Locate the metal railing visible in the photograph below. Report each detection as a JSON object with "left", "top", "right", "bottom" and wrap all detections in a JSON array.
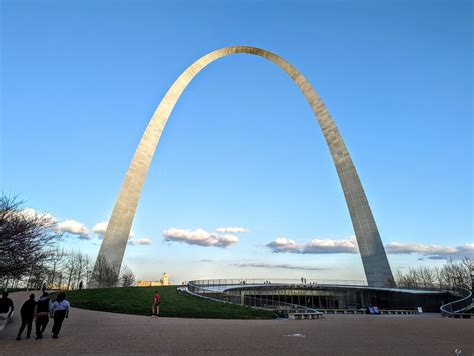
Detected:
[
  {"left": 186, "top": 280, "right": 321, "bottom": 316},
  {"left": 188, "top": 278, "right": 371, "bottom": 287},
  {"left": 187, "top": 278, "right": 451, "bottom": 291},
  {"left": 440, "top": 287, "right": 473, "bottom": 318}
]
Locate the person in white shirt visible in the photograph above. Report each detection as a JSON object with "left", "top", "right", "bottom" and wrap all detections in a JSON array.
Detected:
[{"left": 50, "top": 293, "right": 70, "bottom": 339}]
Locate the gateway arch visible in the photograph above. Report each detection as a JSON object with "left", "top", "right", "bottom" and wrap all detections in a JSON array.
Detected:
[{"left": 93, "top": 46, "right": 394, "bottom": 287}]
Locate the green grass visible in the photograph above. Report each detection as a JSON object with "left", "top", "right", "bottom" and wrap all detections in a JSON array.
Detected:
[{"left": 50, "top": 286, "right": 276, "bottom": 319}]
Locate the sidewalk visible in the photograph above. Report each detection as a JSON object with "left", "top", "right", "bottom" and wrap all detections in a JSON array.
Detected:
[{"left": 0, "top": 291, "right": 472, "bottom": 355}]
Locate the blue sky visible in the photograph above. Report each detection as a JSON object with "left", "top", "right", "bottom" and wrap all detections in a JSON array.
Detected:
[{"left": 1, "top": 0, "right": 472, "bottom": 283}]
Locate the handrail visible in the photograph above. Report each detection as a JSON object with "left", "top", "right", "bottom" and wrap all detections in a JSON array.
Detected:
[
  {"left": 440, "top": 287, "right": 473, "bottom": 317},
  {"left": 186, "top": 280, "right": 321, "bottom": 315},
  {"left": 189, "top": 278, "right": 370, "bottom": 287},
  {"left": 187, "top": 278, "right": 451, "bottom": 291}
]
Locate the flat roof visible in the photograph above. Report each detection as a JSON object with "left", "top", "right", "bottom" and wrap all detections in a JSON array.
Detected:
[{"left": 194, "top": 283, "right": 446, "bottom": 294}]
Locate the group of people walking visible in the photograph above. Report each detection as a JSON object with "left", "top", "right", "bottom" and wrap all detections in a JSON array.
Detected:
[
  {"left": 2, "top": 288, "right": 160, "bottom": 341},
  {"left": 0, "top": 291, "right": 70, "bottom": 340}
]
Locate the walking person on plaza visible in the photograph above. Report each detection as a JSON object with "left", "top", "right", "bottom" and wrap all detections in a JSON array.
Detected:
[
  {"left": 16, "top": 294, "right": 36, "bottom": 340},
  {"left": 50, "top": 292, "right": 70, "bottom": 339},
  {"left": 35, "top": 292, "right": 52, "bottom": 339},
  {"left": 0, "top": 292, "right": 15, "bottom": 319},
  {"left": 151, "top": 290, "right": 160, "bottom": 317}
]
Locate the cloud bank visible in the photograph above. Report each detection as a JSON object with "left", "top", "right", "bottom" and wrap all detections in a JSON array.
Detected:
[
  {"left": 266, "top": 236, "right": 358, "bottom": 254},
  {"left": 266, "top": 236, "right": 472, "bottom": 260},
  {"left": 163, "top": 228, "right": 239, "bottom": 248},
  {"left": 20, "top": 208, "right": 57, "bottom": 223},
  {"left": 385, "top": 242, "right": 474, "bottom": 260},
  {"left": 18, "top": 210, "right": 151, "bottom": 245},
  {"left": 21, "top": 208, "right": 89, "bottom": 240},
  {"left": 56, "top": 220, "right": 90, "bottom": 240}
]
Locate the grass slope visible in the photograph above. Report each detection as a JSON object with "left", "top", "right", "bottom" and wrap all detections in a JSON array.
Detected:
[{"left": 52, "top": 286, "right": 275, "bottom": 319}]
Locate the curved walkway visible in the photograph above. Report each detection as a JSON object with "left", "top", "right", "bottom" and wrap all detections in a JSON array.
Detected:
[{"left": 0, "top": 291, "right": 472, "bottom": 355}]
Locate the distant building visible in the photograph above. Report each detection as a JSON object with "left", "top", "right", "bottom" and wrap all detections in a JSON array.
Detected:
[
  {"left": 137, "top": 273, "right": 170, "bottom": 287},
  {"left": 48, "top": 283, "right": 73, "bottom": 290}
]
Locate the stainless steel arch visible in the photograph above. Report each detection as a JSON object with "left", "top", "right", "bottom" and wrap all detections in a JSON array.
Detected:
[{"left": 93, "top": 46, "right": 394, "bottom": 287}]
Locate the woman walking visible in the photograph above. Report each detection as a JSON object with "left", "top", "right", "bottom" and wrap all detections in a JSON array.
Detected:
[
  {"left": 16, "top": 294, "right": 36, "bottom": 340},
  {"left": 51, "top": 292, "right": 70, "bottom": 339}
]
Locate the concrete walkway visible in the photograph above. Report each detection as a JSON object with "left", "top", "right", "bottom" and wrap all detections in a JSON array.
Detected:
[{"left": 0, "top": 291, "right": 472, "bottom": 355}]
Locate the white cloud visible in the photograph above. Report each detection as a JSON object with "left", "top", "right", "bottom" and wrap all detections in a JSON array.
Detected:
[
  {"left": 215, "top": 227, "right": 248, "bottom": 233},
  {"left": 303, "top": 236, "right": 358, "bottom": 254},
  {"left": 385, "top": 242, "right": 456, "bottom": 255},
  {"left": 266, "top": 236, "right": 358, "bottom": 254},
  {"left": 386, "top": 242, "right": 474, "bottom": 260},
  {"left": 56, "top": 220, "right": 90, "bottom": 240},
  {"left": 163, "top": 228, "right": 239, "bottom": 248},
  {"left": 266, "top": 237, "right": 300, "bottom": 253},
  {"left": 129, "top": 238, "right": 153, "bottom": 246},
  {"left": 20, "top": 208, "right": 57, "bottom": 223},
  {"left": 265, "top": 235, "right": 472, "bottom": 260},
  {"left": 16, "top": 208, "right": 58, "bottom": 235},
  {"left": 92, "top": 221, "right": 108, "bottom": 236},
  {"left": 16, "top": 209, "right": 154, "bottom": 244},
  {"left": 93, "top": 221, "right": 135, "bottom": 239},
  {"left": 21, "top": 209, "right": 89, "bottom": 240}
]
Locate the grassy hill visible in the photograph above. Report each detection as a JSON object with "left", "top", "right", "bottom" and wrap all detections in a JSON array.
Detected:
[{"left": 51, "top": 286, "right": 276, "bottom": 319}]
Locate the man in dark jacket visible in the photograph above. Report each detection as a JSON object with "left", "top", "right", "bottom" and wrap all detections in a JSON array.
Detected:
[
  {"left": 35, "top": 292, "right": 52, "bottom": 339},
  {"left": 0, "top": 292, "right": 14, "bottom": 317},
  {"left": 16, "top": 294, "right": 36, "bottom": 340}
]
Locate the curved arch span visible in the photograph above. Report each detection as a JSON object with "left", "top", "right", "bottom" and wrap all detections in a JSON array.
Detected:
[{"left": 93, "top": 46, "right": 393, "bottom": 287}]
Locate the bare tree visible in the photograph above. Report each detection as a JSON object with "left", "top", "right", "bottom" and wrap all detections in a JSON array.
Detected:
[
  {"left": 90, "top": 255, "right": 119, "bottom": 288},
  {"left": 395, "top": 258, "right": 473, "bottom": 289},
  {"left": 27, "top": 261, "right": 50, "bottom": 290},
  {"left": 433, "top": 266, "right": 444, "bottom": 287},
  {"left": 461, "top": 256, "right": 473, "bottom": 289},
  {"left": 64, "top": 251, "right": 77, "bottom": 290},
  {"left": 120, "top": 265, "right": 135, "bottom": 287},
  {"left": 74, "top": 251, "right": 91, "bottom": 289},
  {"left": 418, "top": 266, "right": 435, "bottom": 288},
  {"left": 56, "top": 271, "right": 65, "bottom": 290},
  {"left": 0, "top": 194, "right": 59, "bottom": 285},
  {"left": 46, "top": 246, "right": 66, "bottom": 289}
]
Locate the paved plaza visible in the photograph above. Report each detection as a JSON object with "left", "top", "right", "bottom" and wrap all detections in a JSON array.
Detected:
[{"left": 0, "top": 291, "right": 472, "bottom": 355}]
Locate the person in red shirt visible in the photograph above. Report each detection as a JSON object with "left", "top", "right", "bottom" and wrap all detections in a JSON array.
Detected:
[{"left": 152, "top": 291, "right": 160, "bottom": 317}]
